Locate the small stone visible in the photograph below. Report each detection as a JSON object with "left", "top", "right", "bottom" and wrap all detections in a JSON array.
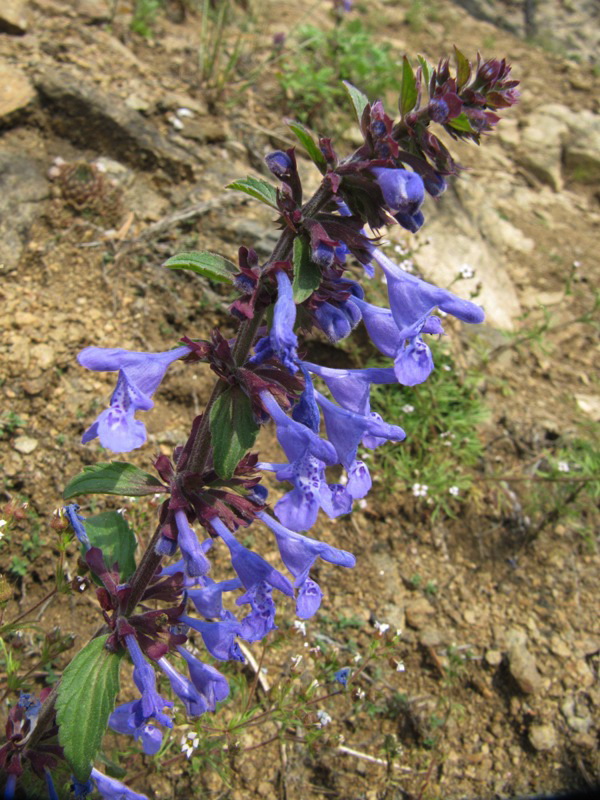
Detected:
[
  {"left": 13, "top": 436, "right": 38, "bottom": 455},
  {"left": 31, "top": 344, "right": 56, "bottom": 370},
  {"left": 405, "top": 597, "right": 435, "bottom": 630},
  {"left": 419, "top": 627, "right": 444, "bottom": 647},
  {"left": 463, "top": 609, "right": 478, "bottom": 625},
  {"left": 506, "top": 631, "right": 542, "bottom": 694},
  {"left": 485, "top": 649, "right": 503, "bottom": 667},
  {"left": 549, "top": 635, "right": 571, "bottom": 658},
  {"left": 0, "top": 62, "right": 35, "bottom": 120},
  {"left": 528, "top": 723, "right": 557, "bottom": 752}
]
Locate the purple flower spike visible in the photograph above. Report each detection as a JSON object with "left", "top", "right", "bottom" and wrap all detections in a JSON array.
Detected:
[
  {"left": 271, "top": 270, "right": 299, "bottom": 372},
  {"left": 78, "top": 345, "right": 190, "bottom": 452},
  {"left": 210, "top": 517, "right": 294, "bottom": 597},
  {"left": 175, "top": 511, "right": 211, "bottom": 578},
  {"left": 178, "top": 613, "right": 245, "bottom": 662},
  {"left": 157, "top": 657, "right": 208, "bottom": 717},
  {"left": 91, "top": 769, "right": 149, "bottom": 800},
  {"left": 176, "top": 646, "right": 230, "bottom": 710},
  {"left": 371, "top": 168, "right": 425, "bottom": 215},
  {"left": 187, "top": 577, "right": 242, "bottom": 619}
]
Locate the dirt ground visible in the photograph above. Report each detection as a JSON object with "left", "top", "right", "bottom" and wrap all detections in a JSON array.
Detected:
[{"left": 0, "top": 1, "right": 599, "bottom": 799}]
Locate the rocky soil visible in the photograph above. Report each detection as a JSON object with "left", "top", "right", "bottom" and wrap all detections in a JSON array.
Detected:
[{"left": 0, "top": 1, "right": 599, "bottom": 799}]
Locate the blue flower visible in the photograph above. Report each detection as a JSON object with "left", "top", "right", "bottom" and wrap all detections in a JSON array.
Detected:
[
  {"left": 174, "top": 510, "right": 212, "bottom": 578},
  {"left": 187, "top": 577, "right": 242, "bottom": 619},
  {"left": 109, "top": 701, "right": 163, "bottom": 755},
  {"left": 237, "top": 581, "right": 278, "bottom": 641},
  {"left": 258, "top": 512, "right": 355, "bottom": 618},
  {"left": 178, "top": 613, "right": 245, "bottom": 662},
  {"left": 271, "top": 270, "right": 299, "bottom": 372},
  {"left": 210, "top": 517, "right": 294, "bottom": 597},
  {"left": 315, "top": 391, "right": 405, "bottom": 498},
  {"left": 63, "top": 503, "right": 91, "bottom": 550},
  {"left": 125, "top": 635, "right": 173, "bottom": 729},
  {"left": 176, "top": 646, "right": 229, "bottom": 710},
  {"left": 371, "top": 168, "right": 425, "bottom": 215},
  {"left": 259, "top": 390, "right": 351, "bottom": 531},
  {"left": 313, "top": 299, "right": 362, "bottom": 342},
  {"left": 90, "top": 769, "right": 148, "bottom": 800},
  {"left": 78, "top": 345, "right": 190, "bottom": 452},
  {"left": 157, "top": 657, "right": 209, "bottom": 717},
  {"left": 301, "top": 361, "right": 396, "bottom": 417},
  {"left": 334, "top": 667, "right": 351, "bottom": 687}
]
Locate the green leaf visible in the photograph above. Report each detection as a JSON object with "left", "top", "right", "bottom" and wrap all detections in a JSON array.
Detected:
[
  {"left": 85, "top": 511, "right": 137, "bottom": 581},
  {"left": 226, "top": 176, "right": 279, "bottom": 210},
  {"left": 447, "top": 112, "right": 474, "bottom": 133},
  {"left": 454, "top": 46, "right": 471, "bottom": 91},
  {"left": 399, "top": 56, "right": 418, "bottom": 117},
  {"left": 417, "top": 55, "right": 432, "bottom": 91},
  {"left": 163, "top": 251, "right": 237, "bottom": 284},
  {"left": 210, "top": 388, "right": 259, "bottom": 479},
  {"left": 56, "top": 635, "right": 123, "bottom": 781},
  {"left": 343, "top": 81, "right": 369, "bottom": 125},
  {"left": 292, "top": 235, "right": 321, "bottom": 303},
  {"left": 63, "top": 462, "right": 166, "bottom": 500},
  {"left": 286, "top": 119, "right": 327, "bottom": 171}
]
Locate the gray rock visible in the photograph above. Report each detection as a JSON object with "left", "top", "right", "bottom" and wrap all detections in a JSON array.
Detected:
[
  {"left": 561, "top": 698, "right": 593, "bottom": 734},
  {"left": 75, "top": 0, "right": 112, "bottom": 21},
  {"left": 516, "top": 106, "right": 570, "bottom": 191},
  {"left": 528, "top": 723, "right": 557, "bottom": 752},
  {"left": 13, "top": 436, "right": 38, "bottom": 455},
  {"left": 35, "top": 70, "right": 193, "bottom": 181},
  {"left": 0, "top": 0, "right": 28, "bottom": 35},
  {"left": 0, "top": 62, "right": 35, "bottom": 122},
  {"left": 0, "top": 151, "right": 49, "bottom": 274}
]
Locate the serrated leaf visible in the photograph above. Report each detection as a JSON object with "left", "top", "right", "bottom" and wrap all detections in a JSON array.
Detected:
[
  {"left": 399, "top": 56, "right": 418, "bottom": 117},
  {"left": 63, "top": 461, "right": 167, "bottom": 500},
  {"left": 286, "top": 120, "right": 327, "bottom": 171},
  {"left": 85, "top": 511, "right": 137, "bottom": 581},
  {"left": 417, "top": 55, "right": 432, "bottom": 91},
  {"left": 454, "top": 46, "right": 471, "bottom": 91},
  {"left": 57, "top": 635, "right": 123, "bottom": 781},
  {"left": 63, "top": 462, "right": 166, "bottom": 500},
  {"left": 343, "top": 81, "right": 369, "bottom": 126},
  {"left": 226, "top": 176, "right": 279, "bottom": 210},
  {"left": 210, "top": 388, "right": 259, "bottom": 479},
  {"left": 292, "top": 235, "right": 321, "bottom": 303},
  {"left": 163, "top": 251, "right": 237, "bottom": 284},
  {"left": 447, "top": 112, "right": 474, "bottom": 132}
]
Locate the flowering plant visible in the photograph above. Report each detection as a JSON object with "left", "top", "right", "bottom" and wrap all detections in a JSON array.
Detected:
[{"left": 0, "top": 50, "right": 518, "bottom": 799}]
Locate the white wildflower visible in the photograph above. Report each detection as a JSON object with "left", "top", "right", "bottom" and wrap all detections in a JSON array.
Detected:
[
  {"left": 412, "top": 483, "right": 428, "bottom": 498},
  {"left": 459, "top": 264, "right": 475, "bottom": 279},
  {"left": 449, "top": 486, "right": 460, "bottom": 497},
  {"left": 402, "top": 404, "right": 415, "bottom": 414},
  {"left": 293, "top": 620, "right": 307, "bottom": 636},
  {"left": 558, "top": 461, "right": 570, "bottom": 473},
  {"left": 316, "top": 710, "right": 332, "bottom": 728},
  {"left": 374, "top": 621, "right": 390, "bottom": 634}
]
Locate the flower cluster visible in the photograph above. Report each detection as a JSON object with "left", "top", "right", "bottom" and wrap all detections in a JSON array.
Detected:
[{"left": 1, "top": 51, "right": 519, "bottom": 800}]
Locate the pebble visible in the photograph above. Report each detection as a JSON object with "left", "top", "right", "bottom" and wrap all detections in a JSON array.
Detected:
[
  {"left": 528, "top": 723, "right": 557, "bottom": 751},
  {"left": 13, "top": 435, "right": 38, "bottom": 454},
  {"left": 506, "top": 630, "right": 542, "bottom": 694},
  {"left": 405, "top": 597, "right": 435, "bottom": 630},
  {"left": 485, "top": 649, "right": 503, "bottom": 667}
]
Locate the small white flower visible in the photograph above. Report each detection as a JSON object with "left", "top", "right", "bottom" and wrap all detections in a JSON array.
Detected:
[
  {"left": 353, "top": 653, "right": 362, "bottom": 663},
  {"left": 399, "top": 259, "right": 415, "bottom": 273},
  {"left": 374, "top": 621, "right": 390, "bottom": 634},
  {"left": 117, "top": 508, "right": 127, "bottom": 516},
  {"left": 572, "top": 260, "right": 581, "bottom": 269},
  {"left": 394, "top": 244, "right": 407, "bottom": 256},
  {"left": 293, "top": 620, "right": 307, "bottom": 636},
  {"left": 316, "top": 710, "right": 332, "bottom": 728},
  {"left": 181, "top": 731, "right": 200, "bottom": 758},
  {"left": 442, "top": 363, "right": 451, "bottom": 371},
  {"left": 412, "top": 483, "right": 428, "bottom": 498},
  {"left": 449, "top": 486, "right": 460, "bottom": 497},
  {"left": 558, "top": 461, "right": 570, "bottom": 473},
  {"left": 402, "top": 404, "right": 415, "bottom": 414},
  {"left": 459, "top": 264, "right": 475, "bottom": 279},
  {"left": 291, "top": 654, "right": 303, "bottom": 668},
  {"left": 358, "top": 498, "right": 368, "bottom": 510},
  {"left": 395, "top": 659, "right": 406, "bottom": 672},
  {"left": 0, "top": 519, "right": 7, "bottom": 528},
  {"left": 355, "top": 688, "right": 366, "bottom": 700}
]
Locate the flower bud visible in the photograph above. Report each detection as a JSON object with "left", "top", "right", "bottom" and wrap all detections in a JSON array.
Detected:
[
  {"left": 371, "top": 168, "right": 425, "bottom": 215},
  {"left": 265, "top": 150, "right": 293, "bottom": 178},
  {"left": 394, "top": 210, "right": 425, "bottom": 233}
]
